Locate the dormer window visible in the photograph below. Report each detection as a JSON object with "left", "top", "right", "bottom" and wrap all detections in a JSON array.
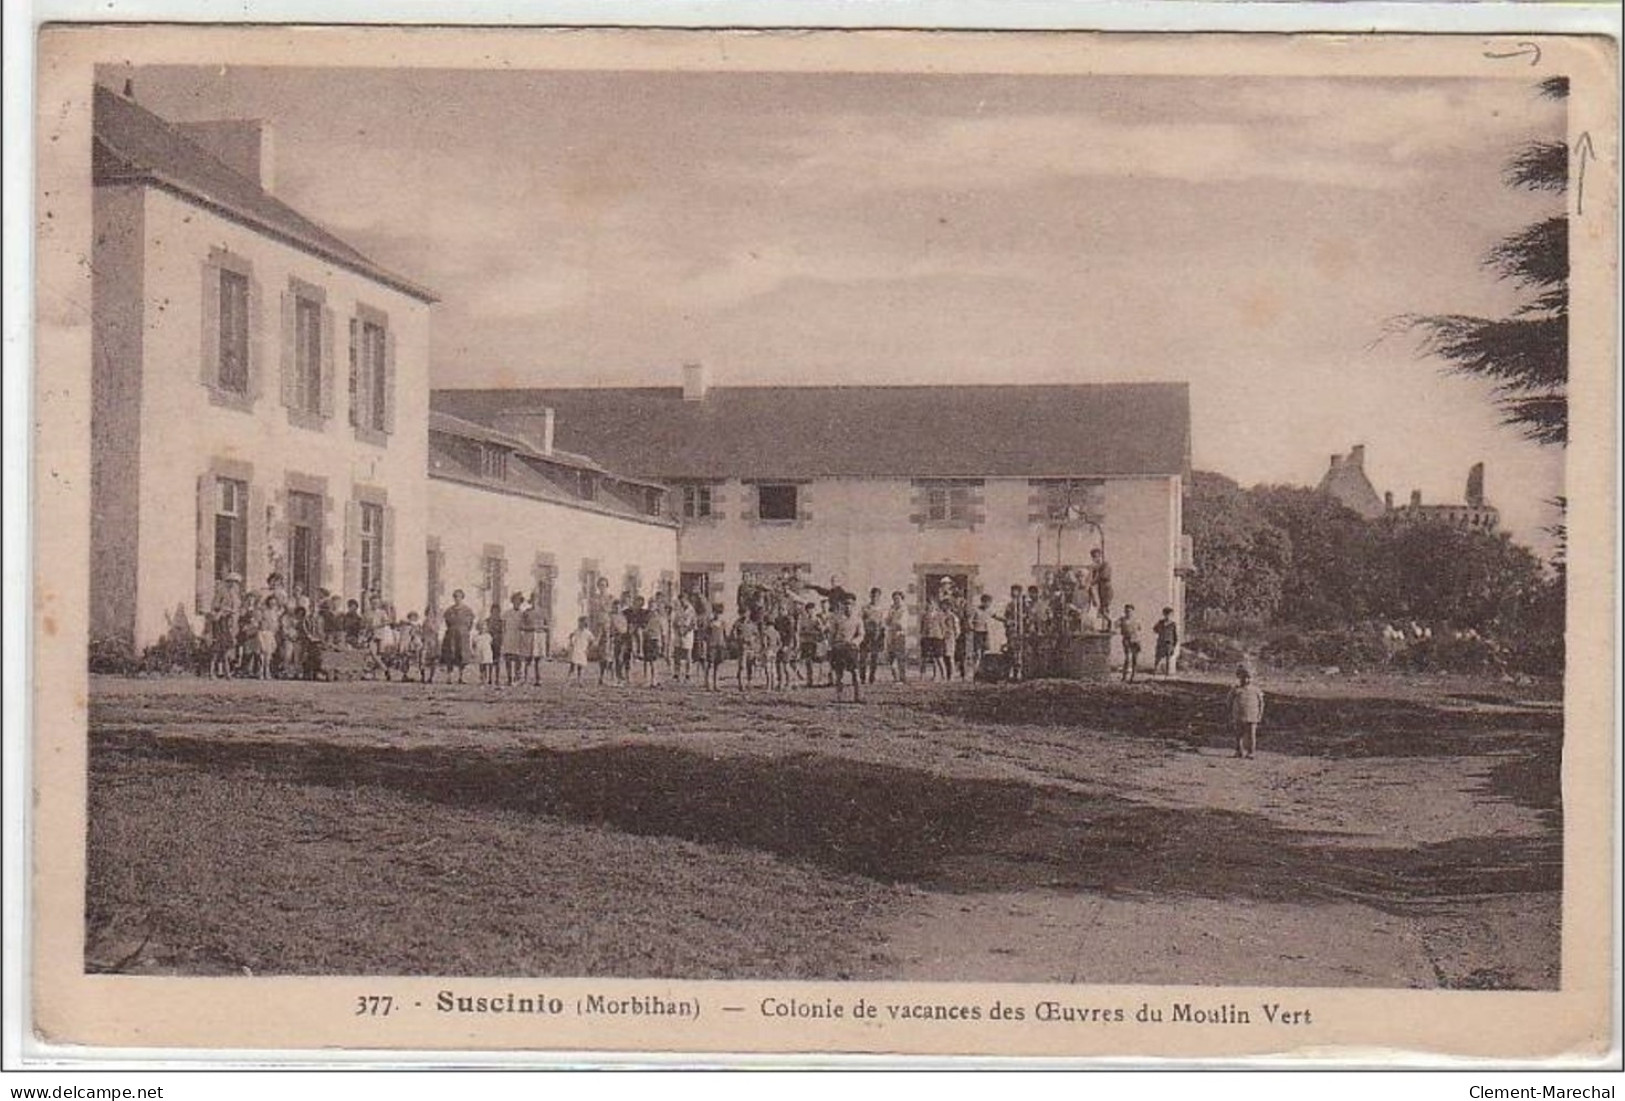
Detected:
[
  {"left": 644, "top": 487, "right": 664, "bottom": 516},
  {"left": 578, "top": 471, "right": 597, "bottom": 501},
  {"left": 479, "top": 444, "right": 509, "bottom": 481}
]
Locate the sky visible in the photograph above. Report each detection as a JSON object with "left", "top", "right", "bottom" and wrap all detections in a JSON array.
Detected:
[{"left": 113, "top": 64, "right": 1568, "bottom": 554}]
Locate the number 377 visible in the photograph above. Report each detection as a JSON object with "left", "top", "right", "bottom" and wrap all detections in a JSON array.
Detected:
[{"left": 355, "top": 995, "right": 394, "bottom": 1016}]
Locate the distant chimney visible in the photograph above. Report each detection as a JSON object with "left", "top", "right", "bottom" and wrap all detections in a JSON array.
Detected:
[
  {"left": 1384, "top": 491, "right": 1394, "bottom": 512},
  {"left": 122, "top": 78, "right": 135, "bottom": 99},
  {"left": 682, "top": 362, "right": 709, "bottom": 402},
  {"left": 1329, "top": 453, "right": 1342, "bottom": 470},
  {"left": 491, "top": 407, "right": 556, "bottom": 457},
  {"left": 1349, "top": 444, "right": 1366, "bottom": 469},
  {"left": 1410, "top": 489, "right": 1422, "bottom": 508},
  {"left": 174, "top": 119, "right": 277, "bottom": 192},
  {"left": 1466, "top": 462, "right": 1486, "bottom": 508}
]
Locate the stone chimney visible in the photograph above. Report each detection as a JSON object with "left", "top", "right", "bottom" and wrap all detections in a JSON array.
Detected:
[
  {"left": 174, "top": 119, "right": 277, "bottom": 192},
  {"left": 1466, "top": 462, "right": 1486, "bottom": 508},
  {"left": 1410, "top": 489, "right": 1422, "bottom": 508},
  {"left": 491, "top": 407, "right": 556, "bottom": 457},
  {"left": 1384, "top": 491, "right": 1394, "bottom": 512},
  {"left": 682, "top": 361, "right": 710, "bottom": 402},
  {"left": 1349, "top": 444, "right": 1366, "bottom": 469}
]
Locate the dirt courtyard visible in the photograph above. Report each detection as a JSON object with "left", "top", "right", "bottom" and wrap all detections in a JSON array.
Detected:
[{"left": 84, "top": 668, "right": 1563, "bottom": 988}]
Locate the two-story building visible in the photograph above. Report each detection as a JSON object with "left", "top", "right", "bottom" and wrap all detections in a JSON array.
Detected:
[
  {"left": 434, "top": 366, "right": 1192, "bottom": 659},
  {"left": 90, "top": 84, "right": 677, "bottom": 651}
]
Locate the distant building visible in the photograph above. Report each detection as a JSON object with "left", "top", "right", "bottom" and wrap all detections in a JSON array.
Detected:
[
  {"left": 1316, "top": 444, "right": 1499, "bottom": 532},
  {"left": 1386, "top": 462, "right": 1500, "bottom": 533},
  {"left": 1317, "top": 445, "right": 1385, "bottom": 520}
]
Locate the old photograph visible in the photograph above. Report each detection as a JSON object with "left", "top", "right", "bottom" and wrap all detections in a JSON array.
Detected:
[{"left": 27, "top": 25, "right": 1617, "bottom": 1060}]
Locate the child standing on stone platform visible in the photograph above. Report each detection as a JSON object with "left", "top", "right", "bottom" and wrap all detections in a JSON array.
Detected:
[{"left": 1228, "top": 666, "right": 1265, "bottom": 759}]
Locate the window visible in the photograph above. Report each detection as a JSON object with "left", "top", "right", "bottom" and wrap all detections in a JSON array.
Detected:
[
  {"left": 479, "top": 445, "right": 509, "bottom": 481},
  {"left": 287, "top": 490, "right": 323, "bottom": 596},
  {"left": 924, "top": 483, "right": 970, "bottom": 524},
  {"left": 359, "top": 502, "right": 385, "bottom": 597},
  {"left": 217, "top": 270, "right": 250, "bottom": 395},
  {"left": 294, "top": 296, "right": 324, "bottom": 414},
  {"left": 578, "top": 472, "right": 597, "bottom": 501},
  {"left": 213, "top": 477, "right": 248, "bottom": 581},
  {"left": 426, "top": 543, "right": 443, "bottom": 611},
  {"left": 757, "top": 483, "right": 798, "bottom": 521},
  {"left": 680, "top": 484, "right": 712, "bottom": 520},
  {"left": 482, "top": 554, "right": 507, "bottom": 607},
  {"left": 1039, "top": 479, "right": 1104, "bottom": 525},
  {"left": 644, "top": 487, "right": 664, "bottom": 517},
  {"left": 349, "top": 317, "right": 389, "bottom": 434}
]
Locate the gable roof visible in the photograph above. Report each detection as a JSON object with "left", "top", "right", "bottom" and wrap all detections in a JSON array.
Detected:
[
  {"left": 431, "top": 383, "right": 1191, "bottom": 481},
  {"left": 92, "top": 85, "right": 436, "bottom": 304}
]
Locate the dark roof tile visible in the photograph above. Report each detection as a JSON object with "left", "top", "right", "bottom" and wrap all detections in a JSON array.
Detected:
[
  {"left": 431, "top": 383, "right": 1191, "bottom": 481},
  {"left": 92, "top": 85, "right": 436, "bottom": 303}
]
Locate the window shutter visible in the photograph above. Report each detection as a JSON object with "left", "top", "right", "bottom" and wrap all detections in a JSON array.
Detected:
[
  {"left": 279, "top": 291, "right": 296, "bottom": 409},
  {"left": 320, "top": 307, "right": 337, "bottom": 419},
  {"left": 348, "top": 318, "right": 360, "bottom": 428},
  {"left": 383, "top": 328, "right": 397, "bottom": 435},
  {"left": 382, "top": 505, "right": 397, "bottom": 604},
  {"left": 200, "top": 261, "right": 221, "bottom": 388},
  {"left": 246, "top": 481, "right": 269, "bottom": 592},
  {"left": 247, "top": 273, "right": 265, "bottom": 402},
  {"left": 195, "top": 475, "right": 213, "bottom": 615},
  {"left": 320, "top": 493, "right": 338, "bottom": 595},
  {"left": 344, "top": 499, "right": 361, "bottom": 601}
]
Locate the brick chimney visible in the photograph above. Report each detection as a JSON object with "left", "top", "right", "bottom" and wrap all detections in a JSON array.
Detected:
[
  {"left": 1349, "top": 444, "right": 1366, "bottom": 469},
  {"left": 682, "top": 362, "right": 710, "bottom": 402},
  {"left": 1384, "top": 491, "right": 1394, "bottom": 512},
  {"left": 174, "top": 119, "right": 277, "bottom": 192},
  {"left": 1410, "top": 489, "right": 1422, "bottom": 508},
  {"left": 491, "top": 407, "right": 556, "bottom": 456}
]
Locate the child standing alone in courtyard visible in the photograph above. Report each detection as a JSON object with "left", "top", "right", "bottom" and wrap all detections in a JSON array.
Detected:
[{"left": 1228, "top": 666, "right": 1265, "bottom": 759}]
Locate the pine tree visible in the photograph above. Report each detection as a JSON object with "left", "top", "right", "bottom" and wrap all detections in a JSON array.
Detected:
[{"left": 1400, "top": 76, "right": 1569, "bottom": 446}]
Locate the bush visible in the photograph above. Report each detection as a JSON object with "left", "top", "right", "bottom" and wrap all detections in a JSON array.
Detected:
[
  {"left": 1178, "top": 632, "right": 1253, "bottom": 673},
  {"left": 88, "top": 633, "right": 207, "bottom": 676},
  {"left": 1394, "top": 633, "right": 1504, "bottom": 675},
  {"left": 1260, "top": 623, "right": 1392, "bottom": 671},
  {"left": 88, "top": 636, "right": 140, "bottom": 675}
]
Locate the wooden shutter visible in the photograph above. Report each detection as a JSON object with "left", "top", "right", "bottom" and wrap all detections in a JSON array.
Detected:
[
  {"left": 319, "top": 306, "right": 337, "bottom": 419},
  {"left": 195, "top": 475, "right": 213, "bottom": 615},
  {"left": 246, "top": 480, "right": 269, "bottom": 593},
  {"left": 279, "top": 291, "right": 296, "bottom": 409},
  {"left": 382, "top": 505, "right": 397, "bottom": 604},
  {"left": 348, "top": 318, "right": 360, "bottom": 428},
  {"left": 199, "top": 261, "right": 221, "bottom": 387},
  {"left": 383, "top": 327, "right": 397, "bottom": 435},
  {"left": 344, "top": 498, "right": 361, "bottom": 600},
  {"left": 247, "top": 272, "right": 265, "bottom": 402}
]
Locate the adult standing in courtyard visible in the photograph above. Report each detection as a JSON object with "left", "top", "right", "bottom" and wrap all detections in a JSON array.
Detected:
[{"left": 441, "top": 589, "right": 476, "bottom": 683}]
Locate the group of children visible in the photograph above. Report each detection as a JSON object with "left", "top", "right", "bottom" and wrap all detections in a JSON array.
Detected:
[{"left": 203, "top": 572, "right": 417, "bottom": 681}]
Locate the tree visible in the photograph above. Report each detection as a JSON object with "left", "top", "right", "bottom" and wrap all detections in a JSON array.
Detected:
[
  {"left": 1400, "top": 76, "right": 1569, "bottom": 445},
  {"left": 1183, "top": 472, "right": 1291, "bottom": 628}
]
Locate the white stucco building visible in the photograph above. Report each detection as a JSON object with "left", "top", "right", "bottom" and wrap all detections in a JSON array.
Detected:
[
  {"left": 90, "top": 85, "right": 677, "bottom": 650},
  {"left": 435, "top": 367, "right": 1193, "bottom": 660}
]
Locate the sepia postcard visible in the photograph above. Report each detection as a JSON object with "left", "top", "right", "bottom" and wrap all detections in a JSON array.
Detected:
[{"left": 23, "top": 21, "right": 1620, "bottom": 1066}]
